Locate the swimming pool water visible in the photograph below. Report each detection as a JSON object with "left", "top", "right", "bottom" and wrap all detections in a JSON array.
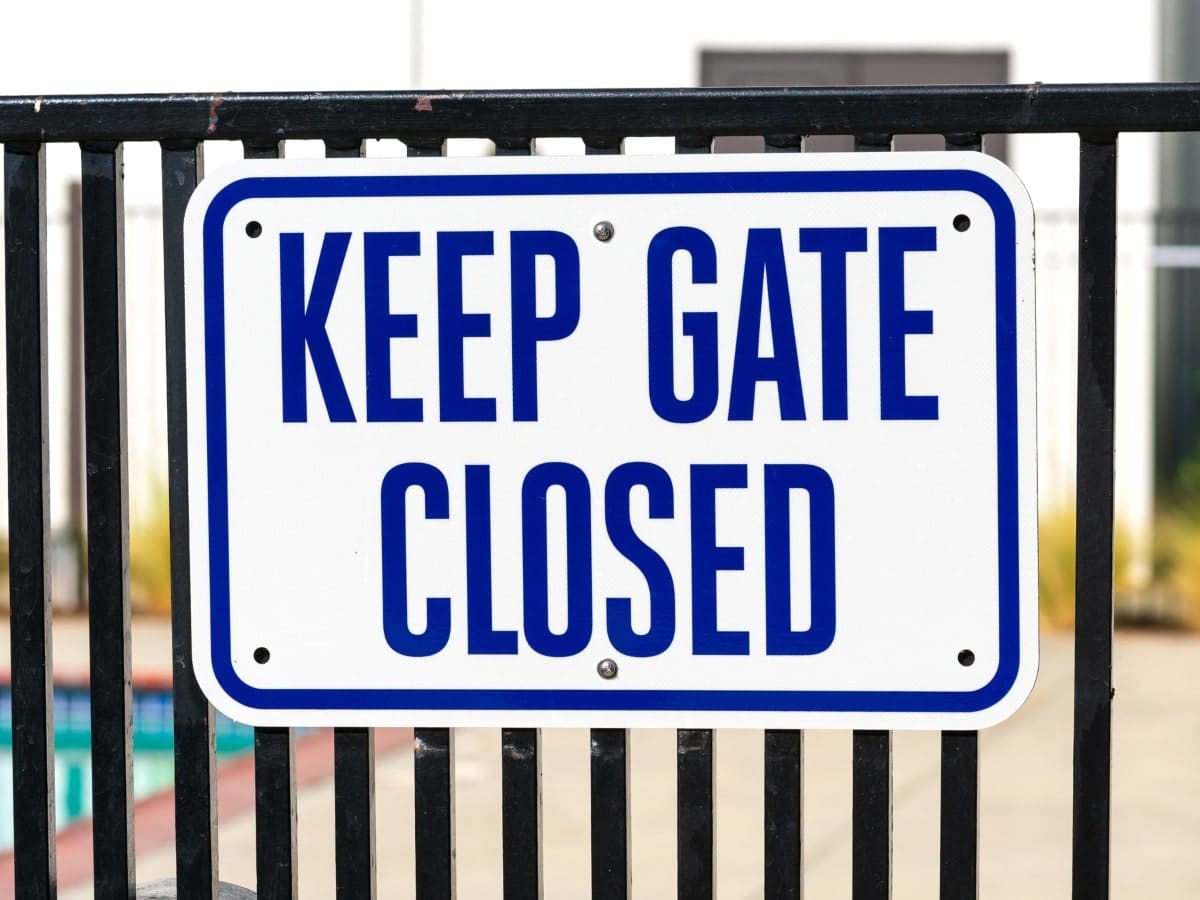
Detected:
[{"left": 0, "top": 686, "right": 254, "bottom": 850}]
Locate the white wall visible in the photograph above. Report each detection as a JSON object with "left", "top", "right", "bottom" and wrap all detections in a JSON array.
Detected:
[
  {"left": 1, "top": 2, "right": 1162, "bottom": 98},
  {"left": 0, "top": 0, "right": 1164, "bottom": 575}
]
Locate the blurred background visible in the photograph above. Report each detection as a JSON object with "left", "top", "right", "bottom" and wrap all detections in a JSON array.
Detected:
[
  {"left": 0, "top": 0, "right": 1185, "bottom": 624},
  {"left": 2, "top": 0, "right": 1200, "bottom": 896}
]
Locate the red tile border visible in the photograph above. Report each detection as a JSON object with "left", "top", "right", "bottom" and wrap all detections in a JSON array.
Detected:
[{"left": 0, "top": 727, "right": 412, "bottom": 894}]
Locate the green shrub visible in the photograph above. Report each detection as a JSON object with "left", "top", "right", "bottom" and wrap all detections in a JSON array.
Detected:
[
  {"left": 1153, "top": 510, "right": 1200, "bottom": 627},
  {"left": 1038, "top": 504, "right": 1137, "bottom": 629},
  {"left": 129, "top": 483, "right": 172, "bottom": 615}
]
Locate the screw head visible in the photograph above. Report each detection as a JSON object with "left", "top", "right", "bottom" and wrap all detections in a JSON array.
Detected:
[
  {"left": 593, "top": 220, "right": 615, "bottom": 242},
  {"left": 596, "top": 658, "right": 618, "bottom": 679}
]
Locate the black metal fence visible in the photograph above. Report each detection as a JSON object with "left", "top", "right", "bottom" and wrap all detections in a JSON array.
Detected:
[{"left": 1, "top": 83, "right": 1165, "bottom": 899}]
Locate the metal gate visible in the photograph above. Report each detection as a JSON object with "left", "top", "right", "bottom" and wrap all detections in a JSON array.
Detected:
[{"left": 1, "top": 83, "right": 1165, "bottom": 899}]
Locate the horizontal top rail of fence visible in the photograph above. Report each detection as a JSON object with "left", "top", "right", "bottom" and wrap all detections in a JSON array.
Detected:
[{"left": 0, "top": 83, "right": 1198, "bottom": 143}]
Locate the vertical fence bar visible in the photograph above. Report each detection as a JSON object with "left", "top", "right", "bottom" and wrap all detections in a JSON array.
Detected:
[
  {"left": 405, "top": 137, "right": 445, "bottom": 158},
  {"left": 764, "top": 126, "right": 809, "bottom": 900},
  {"left": 403, "top": 133, "right": 456, "bottom": 900},
  {"left": 334, "top": 728, "right": 376, "bottom": 899},
  {"left": 323, "top": 135, "right": 378, "bottom": 900},
  {"left": 579, "top": 131, "right": 632, "bottom": 900},
  {"left": 937, "top": 131, "right": 982, "bottom": 900},
  {"left": 765, "top": 126, "right": 808, "bottom": 900},
  {"left": 851, "top": 131, "right": 893, "bottom": 900},
  {"left": 764, "top": 133, "right": 804, "bottom": 153},
  {"left": 585, "top": 136, "right": 624, "bottom": 155},
  {"left": 495, "top": 136, "right": 533, "bottom": 156},
  {"left": 501, "top": 728, "right": 542, "bottom": 899},
  {"left": 590, "top": 729, "right": 630, "bottom": 899},
  {"left": 1072, "top": 133, "right": 1118, "bottom": 900},
  {"left": 493, "top": 132, "right": 545, "bottom": 900},
  {"left": 676, "top": 728, "right": 715, "bottom": 900},
  {"left": 938, "top": 731, "right": 977, "bottom": 898},
  {"left": 945, "top": 132, "right": 983, "bottom": 153},
  {"left": 675, "top": 135, "right": 713, "bottom": 155},
  {"left": 254, "top": 727, "right": 297, "bottom": 900},
  {"left": 852, "top": 731, "right": 891, "bottom": 900},
  {"left": 326, "top": 137, "right": 365, "bottom": 158},
  {"left": 764, "top": 730, "right": 802, "bottom": 900},
  {"left": 5, "top": 142, "right": 56, "bottom": 900},
  {"left": 161, "top": 139, "right": 218, "bottom": 900},
  {"left": 854, "top": 134, "right": 893, "bottom": 153},
  {"left": 414, "top": 729, "right": 455, "bottom": 900},
  {"left": 672, "top": 130, "right": 717, "bottom": 900},
  {"left": 244, "top": 137, "right": 300, "bottom": 900},
  {"left": 81, "top": 140, "right": 134, "bottom": 900}
]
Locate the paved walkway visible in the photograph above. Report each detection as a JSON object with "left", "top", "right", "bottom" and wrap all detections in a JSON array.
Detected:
[{"left": 6, "top": 620, "right": 1199, "bottom": 897}]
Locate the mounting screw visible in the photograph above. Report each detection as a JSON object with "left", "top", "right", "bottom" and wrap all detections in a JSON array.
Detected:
[
  {"left": 246, "top": 220, "right": 263, "bottom": 238},
  {"left": 593, "top": 220, "right": 614, "bottom": 242},
  {"left": 596, "top": 658, "right": 618, "bottom": 679},
  {"left": 953, "top": 214, "right": 971, "bottom": 233},
  {"left": 253, "top": 646, "right": 271, "bottom": 664},
  {"left": 958, "top": 648, "right": 975, "bottom": 667}
]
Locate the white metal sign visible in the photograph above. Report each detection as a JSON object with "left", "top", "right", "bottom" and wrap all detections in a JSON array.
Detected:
[{"left": 184, "top": 151, "right": 1037, "bottom": 729}]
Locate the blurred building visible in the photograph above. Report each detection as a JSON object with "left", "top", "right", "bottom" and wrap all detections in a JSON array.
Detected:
[{"left": 1157, "top": 0, "right": 1200, "bottom": 494}]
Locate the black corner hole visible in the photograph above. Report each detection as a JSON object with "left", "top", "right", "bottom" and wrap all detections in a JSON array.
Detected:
[
  {"left": 953, "top": 214, "right": 971, "bottom": 233},
  {"left": 246, "top": 220, "right": 263, "bottom": 238},
  {"left": 253, "top": 646, "right": 271, "bottom": 664},
  {"left": 958, "top": 648, "right": 975, "bottom": 667}
]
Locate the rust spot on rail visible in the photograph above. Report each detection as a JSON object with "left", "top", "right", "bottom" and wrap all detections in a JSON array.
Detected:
[
  {"left": 414, "top": 93, "right": 464, "bottom": 112},
  {"left": 207, "top": 93, "right": 226, "bottom": 134}
]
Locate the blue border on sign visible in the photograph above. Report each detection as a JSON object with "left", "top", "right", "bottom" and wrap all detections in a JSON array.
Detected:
[{"left": 201, "top": 168, "right": 1022, "bottom": 714}]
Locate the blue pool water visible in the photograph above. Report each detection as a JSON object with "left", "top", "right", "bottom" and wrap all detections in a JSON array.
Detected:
[{"left": 0, "top": 685, "right": 254, "bottom": 850}]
